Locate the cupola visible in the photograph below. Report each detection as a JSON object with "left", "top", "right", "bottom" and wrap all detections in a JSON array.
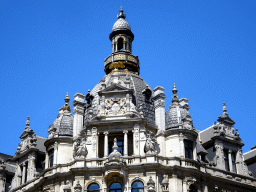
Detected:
[
  {"left": 104, "top": 7, "right": 140, "bottom": 75},
  {"left": 48, "top": 93, "right": 73, "bottom": 138}
]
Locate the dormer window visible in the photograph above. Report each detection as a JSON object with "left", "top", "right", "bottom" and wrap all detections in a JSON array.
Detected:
[
  {"left": 231, "top": 152, "right": 236, "bottom": 173},
  {"left": 224, "top": 150, "right": 230, "bottom": 171}
]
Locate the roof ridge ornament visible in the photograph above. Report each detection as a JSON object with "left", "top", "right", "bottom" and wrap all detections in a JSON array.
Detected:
[
  {"left": 222, "top": 102, "right": 228, "bottom": 116},
  {"left": 63, "top": 92, "right": 71, "bottom": 112},
  {"left": 172, "top": 83, "right": 179, "bottom": 104},
  {"left": 26, "top": 116, "right": 30, "bottom": 127},
  {"left": 117, "top": 6, "right": 126, "bottom": 19}
]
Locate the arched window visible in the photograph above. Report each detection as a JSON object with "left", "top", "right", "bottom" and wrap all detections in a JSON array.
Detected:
[
  {"left": 88, "top": 183, "right": 100, "bottom": 192},
  {"left": 132, "top": 181, "right": 144, "bottom": 192},
  {"left": 117, "top": 38, "right": 124, "bottom": 51},
  {"left": 110, "top": 183, "right": 122, "bottom": 192},
  {"left": 189, "top": 184, "right": 197, "bottom": 192}
]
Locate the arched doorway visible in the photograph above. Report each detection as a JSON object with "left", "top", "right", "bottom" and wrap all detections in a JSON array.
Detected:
[{"left": 110, "top": 183, "right": 122, "bottom": 192}]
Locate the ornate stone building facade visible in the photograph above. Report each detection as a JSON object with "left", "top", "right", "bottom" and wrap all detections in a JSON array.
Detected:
[{"left": 1, "top": 8, "right": 256, "bottom": 192}]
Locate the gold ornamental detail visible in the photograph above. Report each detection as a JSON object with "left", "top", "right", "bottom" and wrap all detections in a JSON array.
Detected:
[
  {"left": 114, "top": 54, "right": 125, "bottom": 60},
  {"left": 128, "top": 55, "right": 136, "bottom": 63},
  {"left": 109, "top": 62, "right": 125, "bottom": 70},
  {"left": 105, "top": 56, "right": 112, "bottom": 64}
]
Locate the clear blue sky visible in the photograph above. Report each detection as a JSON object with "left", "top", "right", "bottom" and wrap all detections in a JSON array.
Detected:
[{"left": 0, "top": 0, "right": 255, "bottom": 155}]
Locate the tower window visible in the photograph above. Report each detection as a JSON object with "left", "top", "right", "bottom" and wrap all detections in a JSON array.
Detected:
[
  {"left": 48, "top": 149, "right": 54, "bottom": 167},
  {"left": 184, "top": 140, "right": 193, "bottom": 159},
  {"left": 117, "top": 38, "right": 124, "bottom": 51}
]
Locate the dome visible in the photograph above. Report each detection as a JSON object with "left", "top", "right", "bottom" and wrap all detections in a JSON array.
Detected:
[
  {"left": 165, "top": 85, "right": 193, "bottom": 129},
  {"left": 112, "top": 18, "right": 131, "bottom": 31},
  {"left": 48, "top": 93, "right": 73, "bottom": 138}
]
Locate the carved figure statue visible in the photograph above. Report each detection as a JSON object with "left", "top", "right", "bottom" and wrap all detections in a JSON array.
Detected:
[
  {"left": 182, "top": 115, "right": 193, "bottom": 130},
  {"left": 73, "top": 139, "right": 88, "bottom": 159},
  {"left": 144, "top": 132, "right": 156, "bottom": 154}
]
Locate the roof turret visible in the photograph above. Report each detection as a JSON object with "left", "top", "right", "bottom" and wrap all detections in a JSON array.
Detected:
[{"left": 48, "top": 93, "right": 73, "bottom": 138}]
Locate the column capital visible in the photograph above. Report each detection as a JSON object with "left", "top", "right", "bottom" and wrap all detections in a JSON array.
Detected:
[
  {"left": 104, "top": 131, "right": 109, "bottom": 135},
  {"left": 228, "top": 149, "right": 233, "bottom": 153},
  {"left": 123, "top": 130, "right": 128, "bottom": 134}
]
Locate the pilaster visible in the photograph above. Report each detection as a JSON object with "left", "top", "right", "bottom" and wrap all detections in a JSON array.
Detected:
[
  {"left": 27, "top": 152, "right": 36, "bottom": 181},
  {"left": 73, "top": 93, "right": 85, "bottom": 138},
  {"left": 152, "top": 86, "right": 166, "bottom": 132}
]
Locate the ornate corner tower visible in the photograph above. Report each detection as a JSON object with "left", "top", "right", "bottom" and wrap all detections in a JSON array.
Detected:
[{"left": 104, "top": 7, "right": 140, "bottom": 75}]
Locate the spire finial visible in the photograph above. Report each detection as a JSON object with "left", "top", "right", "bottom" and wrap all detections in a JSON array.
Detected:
[
  {"left": 26, "top": 116, "right": 30, "bottom": 127},
  {"left": 223, "top": 102, "right": 228, "bottom": 116},
  {"left": 117, "top": 7, "right": 126, "bottom": 19},
  {"left": 172, "top": 83, "right": 179, "bottom": 104},
  {"left": 63, "top": 93, "right": 71, "bottom": 112}
]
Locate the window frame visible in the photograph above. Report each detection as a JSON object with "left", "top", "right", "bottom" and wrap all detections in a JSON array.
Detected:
[{"left": 184, "top": 140, "right": 193, "bottom": 159}]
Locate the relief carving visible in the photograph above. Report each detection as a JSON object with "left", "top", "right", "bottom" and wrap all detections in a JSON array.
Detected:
[
  {"left": 144, "top": 131, "right": 156, "bottom": 155},
  {"left": 105, "top": 97, "right": 127, "bottom": 115},
  {"left": 73, "top": 138, "right": 88, "bottom": 159},
  {"left": 91, "top": 127, "right": 98, "bottom": 152},
  {"left": 134, "top": 125, "right": 139, "bottom": 148}
]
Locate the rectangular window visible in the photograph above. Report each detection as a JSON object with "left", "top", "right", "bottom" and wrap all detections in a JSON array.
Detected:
[
  {"left": 109, "top": 140, "right": 124, "bottom": 155},
  {"left": 108, "top": 133, "right": 124, "bottom": 156},
  {"left": 184, "top": 140, "right": 193, "bottom": 159},
  {"left": 48, "top": 149, "right": 54, "bottom": 167},
  {"left": 224, "top": 150, "right": 230, "bottom": 171},
  {"left": 231, "top": 152, "right": 236, "bottom": 173}
]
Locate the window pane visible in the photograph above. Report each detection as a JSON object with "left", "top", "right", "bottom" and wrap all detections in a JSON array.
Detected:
[
  {"left": 88, "top": 183, "right": 99, "bottom": 191},
  {"left": 110, "top": 183, "right": 122, "bottom": 189},
  {"left": 132, "top": 181, "right": 143, "bottom": 188}
]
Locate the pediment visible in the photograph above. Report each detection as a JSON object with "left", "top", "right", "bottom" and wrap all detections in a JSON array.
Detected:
[
  {"left": 99, "top": 83, "right": 133, "bottom": 94},
  {"left": 217, "top": 115, "right": 235, "bottom": 125}
]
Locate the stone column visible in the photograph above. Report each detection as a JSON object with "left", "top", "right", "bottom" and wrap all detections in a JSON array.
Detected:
[
  {"left": 45, "top": 151, "right": 49, "bottom": 169},
  {"left": 73, "top": 93, "right": 85, "bottom": 138},
  {"left": 182, "top": 179, "right": 187, "bottom": 192},
  {"left": 202, "top": 178, "right": 208, "bottom": 192},
  {"left": 170, "top": 174, "right": 178, "bottom": 192},
  {"left": 152, "top": 86, "right": 166, "bottom": 132},
  {"left": 53, "top": 142, "right": 58, "bottom": 166},
  {"left": 22, "top": 163, "right": 26, "bottom": 184},
  {"left": 104, "top": 132, "right": 108, "bottom": 157},
  {"left": 123, "top": 130, "right": 128, "bottom": 156},
  {"left": 193, "top": 141, "right": 197, "bottom": 160},
  {"left": 228, "top": 150, "right": 233, "bottom": 172}
]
